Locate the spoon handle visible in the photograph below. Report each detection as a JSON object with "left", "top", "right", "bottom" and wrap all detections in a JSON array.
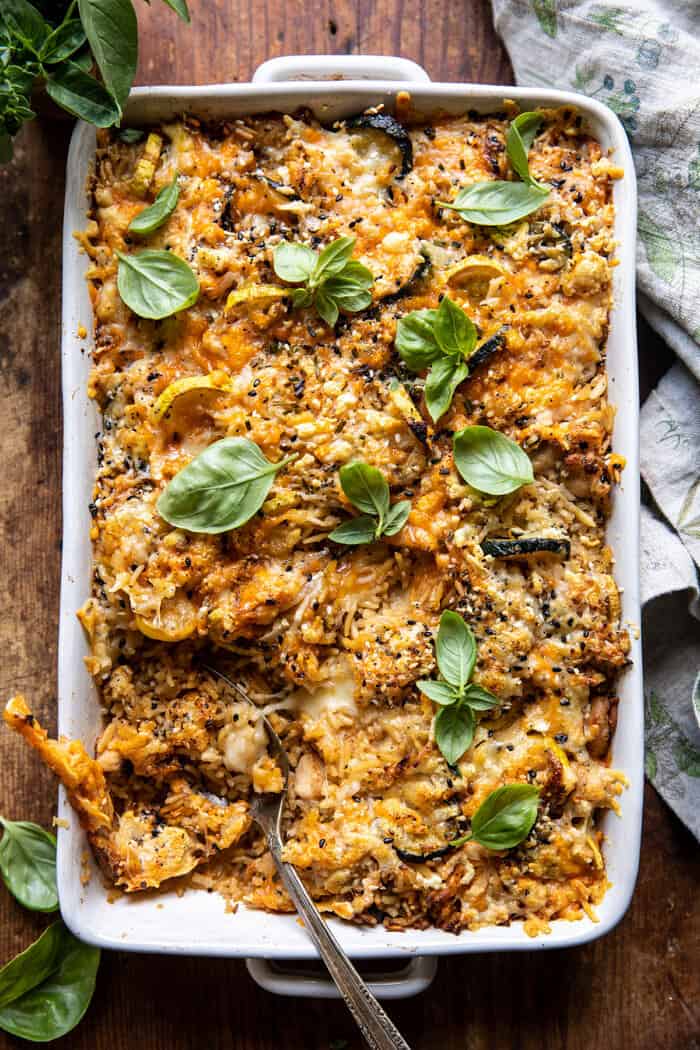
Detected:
[{"left": 265, "top": 832, "right": 412, "bottom": 1050}]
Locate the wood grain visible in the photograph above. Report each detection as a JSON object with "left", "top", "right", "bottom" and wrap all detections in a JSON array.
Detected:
[{"left": 0, "top": 1, "right": 695, "bottom": 1047}]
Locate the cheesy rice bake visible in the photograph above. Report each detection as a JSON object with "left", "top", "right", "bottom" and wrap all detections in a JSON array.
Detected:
[{"left": 6, "top": 100, "right": 630, "bottom": 935}]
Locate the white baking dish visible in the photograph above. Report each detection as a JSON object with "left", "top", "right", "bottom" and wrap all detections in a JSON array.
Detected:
[{"left": 58, "top": 54, "right": 643, "bottom": 996}]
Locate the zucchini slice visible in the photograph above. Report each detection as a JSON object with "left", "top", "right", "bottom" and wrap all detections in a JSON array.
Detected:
[
  {"left": 377, "top": 251, "right": 431, "bottom": 305},
  {"left": 481, "top": 537, "right": 571, "bottom": 559},
  {"left": 467, "top": 327, "right": 508, "bottom": 373},
  {"left": 394, "top": 844, "right": 452, "bottom": 863},
  {"left": 346, "top": 113, "right": 413, "bottom": 178}
]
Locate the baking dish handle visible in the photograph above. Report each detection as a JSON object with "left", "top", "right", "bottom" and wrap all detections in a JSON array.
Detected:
[
  {"left": 252, "top": 55, "right": 431, "bottom": 84},
  {"left": 246, "top": 956, "right": 437, "bottom": 1000}
]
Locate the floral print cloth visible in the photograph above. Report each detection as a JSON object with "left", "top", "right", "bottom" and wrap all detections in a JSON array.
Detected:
[{"left": 492, "top": 0, "right": 700, "bottom": 836}]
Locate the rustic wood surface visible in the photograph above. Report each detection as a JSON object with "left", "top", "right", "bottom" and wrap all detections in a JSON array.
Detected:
[{"left": 0, "top": 0, "right": 696, "bottom": 1047}]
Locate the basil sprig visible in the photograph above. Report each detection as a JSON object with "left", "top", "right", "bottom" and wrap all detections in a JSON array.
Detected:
[
  {"left": 451, "top": 784, "right": 540, "bottom": 850},
  {"left": 417, "top": 610, "right": 499, "bottom": 765},
  {"left": 128, "top": 173, "right": 180, "bottom": 235},
  {"left": 453, "top": 425, "right": 533, "bottom": 495},
  {"left": 0, "top": 921, "right": 100, "bottom": 1042},
  {"left": 273, "top": 236, "right": 374, "bottom": 327},
  {"left": 0, "top": 0, "right": 190, "bottom": 160},
  {"left": 0, "top": 818, "right": 58, "bottom": 913},
  {"left": 438, "top": 111, "right": 550, "bottom": 227},
  {"left": 116, "top": 249, "right": 199, "bottom": 319},
  {"left": 157, "top": 437, "right": 296, "bottom": 534},
  {"left": 329, "top": 461, "right": 411, "bottom": 545},
  {"left": 396, "top": 296, "right": 479, "bottom": 422}
]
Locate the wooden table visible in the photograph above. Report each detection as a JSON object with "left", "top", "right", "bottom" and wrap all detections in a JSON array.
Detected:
[{"left": 0, "top": 1, "right": 696, "bottom": 1046}]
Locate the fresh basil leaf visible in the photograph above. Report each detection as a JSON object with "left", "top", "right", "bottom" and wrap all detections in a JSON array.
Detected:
[
  {"left": 0, "top": 921, "right": 100, "bottom": 1042},
  {"left": 395, "top": 308, "right": 442, "bottom": 369},
  {"left": 0, "top": 923, "right": 62, "bottom": 1011},
  {"left": 159, "top": 0, "right": 190, "bottom": 22},
  {"left": 314, "top": 285, "right": 339, "bottom": 327},
  {"left": 435, "top": 704, "right": 474, "bottom": 765},
  {"left": 328, "top": 514, "right": 378, "bottom": 546},
  {"left": 2, "top": 0, "right": 49, "bottom": 51},
  {"left": 433, "top": 296, "right": 477, "bottom": 357},
  {"left": 338, "top": 461, "right": 390, "bottom": 521},
  {"left": 416, "top": 680, "right": 459, "bottom": 706},
  {"left": 321, "top": 276, "right": 372, "bottom": 315},
  {"left": 453, "top": 425, "right": 534, "bottom": 496},
  {"left": 78, "top": 0, "right": 137, "bottom": 112},
  {"left": 440, "top": 180, "right": 549, "bottom": 226},
  {"left": 273, "top": 241, "right": 317, "bottom": 284},
  {"left": 463, "top": 684, "right": 499, "bottom": 711},
  {"left": 424, "top": 356, "right": 469, "bottom": 423},
  {"left": 291, "top": 287, "right": 313, "bottom": 309},
  {"left": 382, "top": 499, "right": 410, "bottom": 536},
  {"left": 69, "top": 46, "right": 93, "bottom": 71},
  {"left": 506, "top": 111, "right": 543, "bottom": 183},
  {"left": 40, "top": 19, "right": 85, "bottom": 62},
  {"left": 116, "top": 249, "right": 199, "bottom": 319},
  {"left": 312, "top": 235, "right": 355, "bottom": 283},
  {"left": 157, "top": 438, "right": 295, "bottom": 534},
  {"left": 46, "top": 61, "right": 121, "bottom": 126},
  {"left": 0, "top": 818, "right": 57, "bottom": 913},
  {"left": 118, "top": 127, "right": 143, "bottom": 143},
  {"left": 334, "top": 259, "right": 374, "bottom": 288},
  {"left": 466, "top": 783, "right": 539, "bottom": 850},
  {"left": 128, "top": 173, "right": 179, "bottom": 235},
  {"left": 436, "top": 610, "right": 477, "bottom": 690}
]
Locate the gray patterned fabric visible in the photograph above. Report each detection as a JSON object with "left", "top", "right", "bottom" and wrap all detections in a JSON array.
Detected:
[{"left": 492, "top": 0, "right": 700, "bottom": 836}]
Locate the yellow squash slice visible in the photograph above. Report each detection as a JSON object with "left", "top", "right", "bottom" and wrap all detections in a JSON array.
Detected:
[
  {"left": 151, "top": 370, "right": 231, "bottom": 421},
  {"left": 131, "top": 133, "right": 163, "bottom": 198},
  {"left": 444, "top": 255, "right": 506, "bottom": 303},
  {"left": 225, "top": 284, "right": 289, "bottom": 313},
  {"left": 134, "top": 595, "right": 199, "bottom": 641}
]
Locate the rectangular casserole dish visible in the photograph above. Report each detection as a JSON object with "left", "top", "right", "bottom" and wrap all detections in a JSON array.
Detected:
[{"left": 58, "top": 54, "right": 643, "bottom": 981}]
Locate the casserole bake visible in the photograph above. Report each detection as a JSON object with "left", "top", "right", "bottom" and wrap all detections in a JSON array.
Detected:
[{"left": 45, "top": 56, "right": 641, "bottom": 987}]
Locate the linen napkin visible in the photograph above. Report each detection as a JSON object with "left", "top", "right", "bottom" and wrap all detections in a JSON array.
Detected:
[{"left": 491, "top": 0, "right": 700, "bottom": 836}]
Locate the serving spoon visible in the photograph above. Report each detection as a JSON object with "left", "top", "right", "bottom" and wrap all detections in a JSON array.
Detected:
[{"left": 204, "top": 664, "right": 412, "bottom": 1050}]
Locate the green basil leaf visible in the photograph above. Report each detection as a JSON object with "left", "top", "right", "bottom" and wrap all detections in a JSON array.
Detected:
[
  {"left": 440, "top": 180, "right": 549, "bottom": 226},
  {"left": 78, "top": 0, "right": 137, "bottom": 112},
  {"left": 46, "top": 61, "right": 121, "bottom": 126},
  {"left": 312, "top": 235, "right": 356, "bottom": 283},
  {"left": 506, "top": 111, "right": 543, "bottom": 183},
  {"left": 463, "top": 684, "right": 499, "bottom": 711},
  {"left": 333, "top": 259, "right": 374, "bottom": 289},
  {"left": 453, "top": 425, "right": 534, "bottom": 496},
  {"left": 273, "top": 242, "right": 317, "bottom": 284},
  {"left": 118, "top": 127, "right": 143, "bottom": 143},
  {"left": 381, "top": 500, "right": 411, "bottom": 536},
  {"left": 467, "top": 783, "right": 539, "bottom": 850},
  {"left": 328, "top": 514, "right": 378, "bottom": 546},
  {"left": 0, "top": 923, "right": 62, "bottom": 1010},
  {"left": 70, "top": 46, "right": 93, "bottom": 71},
  {"left": 425, "top": 356, "right": 469, "bottom": 424},
  {"left": 416, "top": 680, "right": 459, "bottom": 706},
  {"left": 128, "top": 173, "right": 179, "bottom": 235},
  {"left": 435, "top": 704, "right": 474, "bottom": 765},
  {"left": 291, "top": 287, "right": 313, "bottom": 309},
  {"left": 435, "top": 609, "right": 476, "bottom": 690},
  {"left": 159, "top": 0, "right": 190, "bottom": 22},
  {"left": 314, "top": 286, "right": 339, "bottom": 327},
  {"left": 157, "top": 438, "right": 295, "bottom": 534},
  {"left": 320, "top": 276, "right": 372, "bottom": 316},
  {"left": 2, "top": 0, "right": 49, "bottom": 51},
  {"left": 0, "top": 921, "right": 100, "bottom": 1042},
  {"left": 40, "top": 20, "right": 86, "bottom": 63},
  {"left": 0, "top": 818, "right": 57, "bottom": 913},
  {"left": 338, "top": 461, "right": 390, "bottom": 520},
  {"left": 116, "top": 249, "right": 199, "bottom": 319},
  {"left": 433, "top": 296, "right": 477, "bottom": 357},
  {"left": 395, "top": 308, "right": 442, "bottom": 369}
]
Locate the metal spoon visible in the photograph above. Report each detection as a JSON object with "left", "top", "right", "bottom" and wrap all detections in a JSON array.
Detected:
[{"left": 204, "top": 665, "right": 412, "bottom": 1050}]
